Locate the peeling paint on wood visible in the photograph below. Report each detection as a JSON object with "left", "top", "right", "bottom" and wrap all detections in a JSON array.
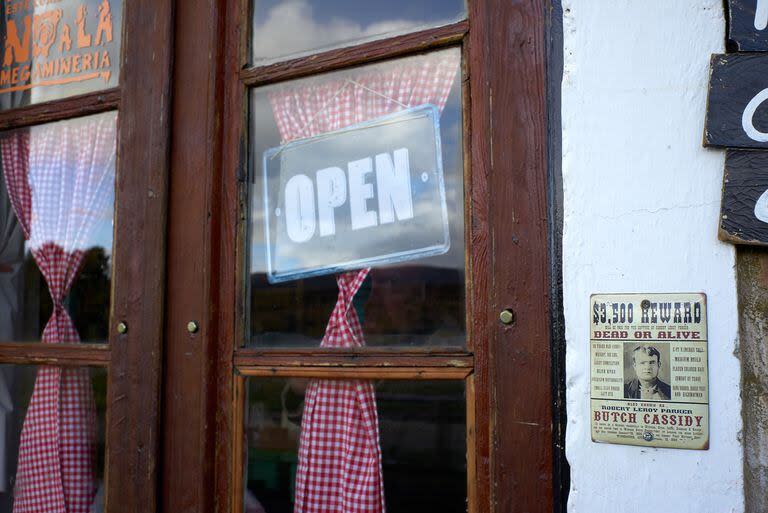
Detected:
[
  {"left": 705, "top": 53, "right": 768, "bottom": 149},
  {"left": 720, "top": 150, "right": 768, "bottom": 245},
  {"left": 728, "top": 0, "right": 768, "bottom": 51}
]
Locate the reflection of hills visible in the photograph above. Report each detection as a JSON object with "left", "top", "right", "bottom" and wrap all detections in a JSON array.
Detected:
[
  {"left": 22, "top": 246, "right": 111, "bottom": 342},
  {"left": 249, "top": 265, "right": 465, "bottom": 347},
  {"left": 245, "top": 377, "right": 467, "bottom": 513}
]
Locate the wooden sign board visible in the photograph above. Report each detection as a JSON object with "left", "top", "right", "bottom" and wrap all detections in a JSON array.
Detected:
[
  {"left": 260, "top": 105, "right": 450, "bottom": 283},
  {"left": 705, "top": 53, "right": 768, "bottom": 149},
  {"left": 0, "top": 0, "right": 121, "bottom": 107},
  {"left": 719, "top": 149, "right": 768, "bottom": 245},
  {"left": 728, "top": 0, "right": 768, "bottom": 51}
]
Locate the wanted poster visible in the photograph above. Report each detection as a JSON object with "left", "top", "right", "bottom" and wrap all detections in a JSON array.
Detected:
[{"left": 590, "top": 293, "right": 709, "bottom": 450}]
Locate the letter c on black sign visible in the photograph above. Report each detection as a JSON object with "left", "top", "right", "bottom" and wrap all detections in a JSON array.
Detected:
[
  {"left": 755, "top": 188, "right": 768, "bottom": 223},
  {"left": 742, "top": 88, "right": 768, "bottom": 142}
]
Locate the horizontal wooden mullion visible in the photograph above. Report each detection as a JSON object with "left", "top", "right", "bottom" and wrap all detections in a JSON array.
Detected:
[
  {"left": 237, "top": 365, "right": 471, "bottom": 380},
  {"left": 241, "top": 20, "right": 468, "bottom": 87},
  {"left": 0, "top": 88, "right": 120, "bottom": 131},
  {"left": 236, "top": 346, "right": 471, "bottom": 356},
  {"left": 0, "top": 341, "right": 110, "bottom": 366},
  {"left": 235, "top": 347, "right": 474, "bottom": 366},
  {"left": 234, "top": 348, "right": 474, "bottom": 369}
]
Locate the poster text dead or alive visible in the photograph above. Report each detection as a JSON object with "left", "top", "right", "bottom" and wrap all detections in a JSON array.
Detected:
[{"left": 1, "top": 0, "right": 115, "bottom": 93}]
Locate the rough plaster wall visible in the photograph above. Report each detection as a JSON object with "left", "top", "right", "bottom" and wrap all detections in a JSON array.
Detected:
[
  {"left": 562, "top": 2, "right": 744, "bottom": 512},
  {"left": 736, "top": 248, "right": 768, "bottom": 513}
]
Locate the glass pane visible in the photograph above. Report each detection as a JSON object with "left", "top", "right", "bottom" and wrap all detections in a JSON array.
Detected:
[
  {"left": 0, "top": 365, "right": 107, "bottom": 512},
  {"left": 251, "top": 0, "right": 466, "bottom": 64},
  {"left": 248, "top": 49, "right": 465, "bottom": 348},
  {"left": 243, "top": 378, "right": 466, "bottom": 513},
  {"left": 0, "top": 111, "right": 116, "bottom": 343},
  {"left": 0, "top": 0, "right": 122, "bottom": 110}
]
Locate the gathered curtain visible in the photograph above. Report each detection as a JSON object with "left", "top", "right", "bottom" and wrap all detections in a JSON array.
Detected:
[
  {"left": 0, "top": 112, "right": 116, "bottom": 513},
  {"left": 267, "top": 50, "right": 459, "bottom": 513}
]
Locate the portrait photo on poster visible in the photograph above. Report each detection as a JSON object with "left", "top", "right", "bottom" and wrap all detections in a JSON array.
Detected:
[{"left": 623, "top": 343, "right": 671, "bottom": 401}]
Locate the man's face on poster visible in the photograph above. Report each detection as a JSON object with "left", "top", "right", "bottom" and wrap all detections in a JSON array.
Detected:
[{"left": 633, "top": 352, "right": 660, "bottom": 382}]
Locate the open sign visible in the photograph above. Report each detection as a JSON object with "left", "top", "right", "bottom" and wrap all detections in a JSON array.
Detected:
[{"left": 261, "top": 105, "right": 449, "bottom": 283}]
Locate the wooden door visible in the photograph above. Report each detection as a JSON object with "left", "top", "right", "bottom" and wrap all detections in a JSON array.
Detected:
[
  {"left": 0, "top": 1, "right": 172, "bottom": 512},
  {"left": 162, "top": 1, "right": 556, "bottom": 513}
]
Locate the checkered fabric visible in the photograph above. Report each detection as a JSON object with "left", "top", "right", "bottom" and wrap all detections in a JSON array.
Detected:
[
  {"left": 269, "top": 50, "right": 459, "bottom": 141},
  {"left": 266, "top": 50, "right": 459, "bottom": 513},
  {"left": 0, "top": 112, "right": 116, "bottom": 513},
  {"left": 1, "top": 132, "right": 30, "bottom": 237},
  {"left": 294, "top": 269, "right": 385, "bottom": 513}
]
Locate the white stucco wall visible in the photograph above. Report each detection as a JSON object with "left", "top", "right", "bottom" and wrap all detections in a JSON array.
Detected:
[{"left": 562, "top": 2, "right": 744, "bottom": 512}]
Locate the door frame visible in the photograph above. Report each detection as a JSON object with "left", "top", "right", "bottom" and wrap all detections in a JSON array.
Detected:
[
  {"left": 0, "top": 1, "right": 173, "bottom": 512},
  {"left": 161, "top": 0, "right": 557, "bottom": 512},
  {"left": 106, "top": 2, "right": 173, "bottom": 510}
]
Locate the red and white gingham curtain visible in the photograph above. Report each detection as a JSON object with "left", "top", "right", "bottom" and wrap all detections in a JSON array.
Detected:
[
  {"left": 269, "top": 51, "right": 458, "bottom": 141},
  {"left": 267, "top": 50, "right": 459, "bottom": 513},
  {"left": 1, "top": 112, "right": 116, "bottom": 513}
]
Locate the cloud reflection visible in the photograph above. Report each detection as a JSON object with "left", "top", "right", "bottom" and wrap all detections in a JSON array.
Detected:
[{"left": 252, "top": 0, "right": 460, "bottom": 62}]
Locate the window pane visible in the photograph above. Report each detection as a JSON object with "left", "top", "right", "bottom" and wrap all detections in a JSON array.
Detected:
[
  {"left": 243, "top": 378, "right": 466, "bottom": 513},
  {"left": 0, "top": 365, "right": 107, "bottom": 512},
  {"left": 251, "top": 0, "right": 466, "bottom": 64},
  {"left": 0, "top": 111, "right": 116, "bottom": 343},
  {"left": 0, "top": 0, "right": 122, "bottom": 110},
  {"left": 248, "top": 49, "right": 465, "bottom": 348}
]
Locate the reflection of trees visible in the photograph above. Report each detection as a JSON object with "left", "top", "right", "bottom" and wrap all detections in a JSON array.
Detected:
[
  {"left": 22, "top": 252, "right": 45, "bottom": 340},
  {"left": 250, "top": 272, "right": 337, "bottom": 342},
  {"left": 245, "top": 377, "right": 467, "bottom": 513},
  {"left": 22, "top": 246, "right": 111, "bottom": 342},
  {"left": 249, "top": 265, "right": 465, "bottom": 346},
  {"left": 70, "top": 246, "right": 110, "bottom": 341}
]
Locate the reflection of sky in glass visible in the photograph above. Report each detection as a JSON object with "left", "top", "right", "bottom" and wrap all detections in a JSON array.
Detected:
[
  {"left": 4, "top": 113, "right": 116, "bottom": 258},
  {"left": 252, "top": 0, "right": 466, "bottom": 62},
  {"left": 86, "top": 217, "right": 113, "bottom": 256},
  {"left": 248, "top": 50, "right": 465, "bottom": 347},
  {"left": 0, "top": 113, "right": 115, "bottom": 344},
  {"left": 249, "top": 49, "right": 464, "bottom": 275},
  {"left": 27, "top": 113, "right": 115, "bottom": 256}
]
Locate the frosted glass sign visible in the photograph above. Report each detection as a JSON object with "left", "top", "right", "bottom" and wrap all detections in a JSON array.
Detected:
[
  {"left": 0, "top": 0, "right": 121, "bottom": 109},
  {"left": 262, "top": 105, "right": 449, "bottom": 283}
]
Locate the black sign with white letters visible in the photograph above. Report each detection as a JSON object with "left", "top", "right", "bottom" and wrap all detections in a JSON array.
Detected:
[
  {"left": 705, "top": 54, "right": 768, "bottom": 148},
  {"left": 706, "top": 7, "right": 768, "bottom": 246},
  {"left": 720, "top": 150, "right": 768, "bottom": 245},
  {"left": 728, "top": 0, "right": 768, "bottom": 51}
]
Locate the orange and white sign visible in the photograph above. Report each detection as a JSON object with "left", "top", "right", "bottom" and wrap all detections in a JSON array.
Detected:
[{"left": 0, "top": 0, "right": 120, "bottom": 103}]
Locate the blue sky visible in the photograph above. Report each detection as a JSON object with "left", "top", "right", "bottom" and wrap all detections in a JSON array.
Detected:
[
  {"left": 254, "top": 0, "right": 465, "bottom": 26},
  {"left": 252, "top": 0, "right": 467, "bottom": 61}
]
